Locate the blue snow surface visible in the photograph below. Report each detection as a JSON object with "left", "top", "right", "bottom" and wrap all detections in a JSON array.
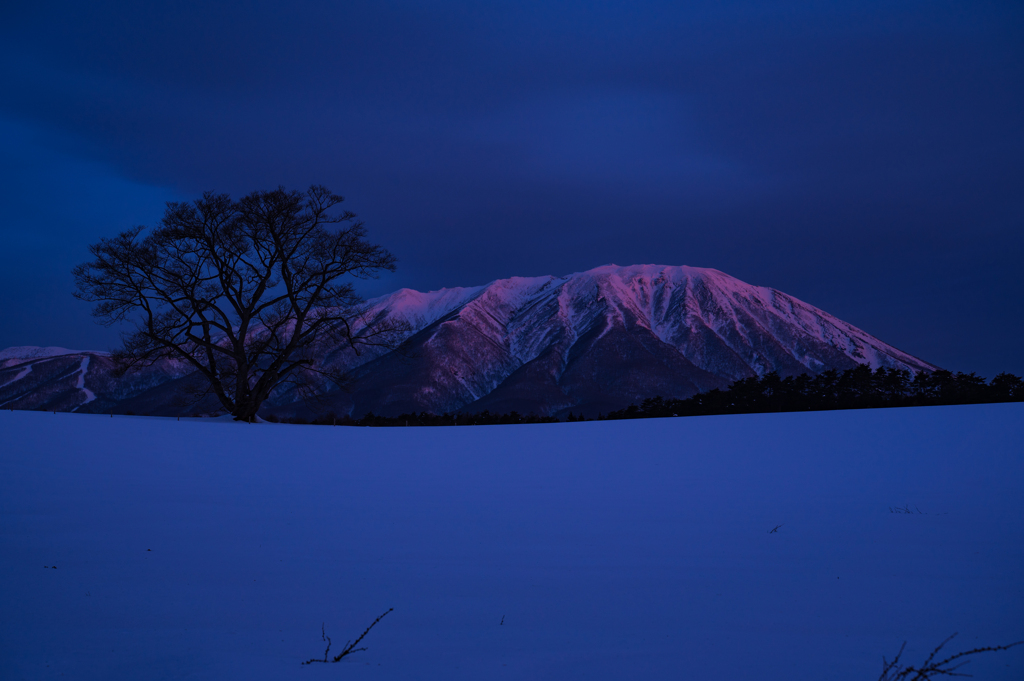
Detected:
[{"left": 2, "top": 404, "right": 1023, "bottom": 681}]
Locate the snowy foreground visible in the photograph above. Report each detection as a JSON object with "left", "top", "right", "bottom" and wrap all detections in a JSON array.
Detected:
[{"left": 2, "top": 405, "right": 1022, "bottom": 681}]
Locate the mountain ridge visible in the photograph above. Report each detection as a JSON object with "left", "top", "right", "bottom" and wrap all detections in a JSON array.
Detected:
[{"left": 0, "top": 264, "right": 937, "bottom": 418}]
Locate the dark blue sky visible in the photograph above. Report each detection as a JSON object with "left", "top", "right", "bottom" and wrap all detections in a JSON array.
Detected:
[{"left": 1, "top": 0, "right": 1021, "bottom": 376}]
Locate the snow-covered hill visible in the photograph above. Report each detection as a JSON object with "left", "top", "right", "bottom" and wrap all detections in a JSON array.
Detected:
[
  {"left": 0, "top": 346, "right": 86, "bottom": 367},
  {"left": 0, "top": 351, "right": 190, "bottom": 413},
  {"left": 0, "top": 264, "right": 937, "bottom": 417}
]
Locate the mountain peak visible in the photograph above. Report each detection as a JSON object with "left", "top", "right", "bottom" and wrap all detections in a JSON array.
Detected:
[{"left": 1, "top": 265, "right": 937, "bottom": 418}]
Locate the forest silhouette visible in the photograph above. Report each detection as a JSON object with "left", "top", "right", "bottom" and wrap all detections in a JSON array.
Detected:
[{"left": 267, "top": 367, "right": 1023, "bottom": 426}]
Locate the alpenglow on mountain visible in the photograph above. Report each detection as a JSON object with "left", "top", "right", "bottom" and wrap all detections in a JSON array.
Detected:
[{"left": 1, "top": 264, "right": 936, "bottom": 418}]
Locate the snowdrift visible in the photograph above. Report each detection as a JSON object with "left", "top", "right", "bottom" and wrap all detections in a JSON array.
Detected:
[{"left": 1, "top": 404, "right": 1022, "bottom": 680}]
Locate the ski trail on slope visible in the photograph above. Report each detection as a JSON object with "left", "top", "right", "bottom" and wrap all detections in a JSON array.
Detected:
[
  {"left": 73, "top": 356, "right": 96, "bottom": 410},
  {"left": 0, "top": 361, "right": 40, "bottom": 408},
  {"left": 0, "top": 362, "right": 33, "bottom": 390}
]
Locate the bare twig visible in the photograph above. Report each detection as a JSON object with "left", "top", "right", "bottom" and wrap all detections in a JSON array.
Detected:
[
  {"left": 302, "top": 608, "right": 393, "bottom": 665},
  {"left": 878, "top": 633, "right": 1024, "bottom": 680}
]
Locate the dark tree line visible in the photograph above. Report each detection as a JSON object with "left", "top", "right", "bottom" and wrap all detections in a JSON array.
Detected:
[
  {"left": 604, "top": 367, "right": 1024, "bottom": 421},
  {"left": 257, "top": 367, "right": 1023, "bottom": 427},
  {"left": 265, "top": 410, "right": 562, "bottom": 426}
]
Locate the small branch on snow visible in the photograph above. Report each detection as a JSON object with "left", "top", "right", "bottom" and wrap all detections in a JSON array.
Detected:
[
  {"left": 889, "top": 504, "right": 923, "bottom": 514},
  {"left": 302, "top": 608, "right": 393, "bottom": 665}
]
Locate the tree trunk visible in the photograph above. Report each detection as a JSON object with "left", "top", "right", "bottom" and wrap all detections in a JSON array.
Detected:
[{"left": 232, "top": 400, "right": 261, "bottom": 422}]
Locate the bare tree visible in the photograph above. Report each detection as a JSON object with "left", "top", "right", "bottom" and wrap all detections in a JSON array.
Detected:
[{"left": 73, "top": 185, "right": 400, "bottom": 421}]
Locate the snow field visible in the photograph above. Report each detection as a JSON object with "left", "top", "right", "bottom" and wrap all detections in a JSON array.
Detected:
[{"left": 1, "top": 404, "right": 1022, "bottom": 680}]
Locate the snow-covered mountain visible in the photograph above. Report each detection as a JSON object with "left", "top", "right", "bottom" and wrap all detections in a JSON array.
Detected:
[
  {"left": 0, "top": 350, "right": 190, "bottom": 414},
  {"left": 0, "top": 264, "right": 937, "bottom": 417},
  {"left": 0, "top": 346, "right": 86, "bottom": 366}
]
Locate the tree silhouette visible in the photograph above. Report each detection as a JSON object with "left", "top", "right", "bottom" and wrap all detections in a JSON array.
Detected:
[{"left": 73, "top": 185, "right": 401, "bottom": 421}]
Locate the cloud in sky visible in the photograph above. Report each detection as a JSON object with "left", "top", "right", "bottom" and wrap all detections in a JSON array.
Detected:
[
  {"left": 0, "top": 0, "right": 1022, "bottom": 374},
  {"left": 0, "top": 116, "right": 178, "bottom": 350}
]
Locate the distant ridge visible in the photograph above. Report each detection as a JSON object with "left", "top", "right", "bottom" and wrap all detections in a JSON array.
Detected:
[
  {"left": 0, "top": 346, "right": 86, "bottom": 364},
  {"left": 0, "top": 264, "right": 937, "bottom": 418}
]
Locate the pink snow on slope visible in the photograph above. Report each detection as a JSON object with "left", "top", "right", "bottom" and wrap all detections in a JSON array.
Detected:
[
  {"left": 2, "top": 264, "right": 937, "bottom": 417},
  {"left": 362, "top": 263, "right": 936, "bottom": 378}
]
